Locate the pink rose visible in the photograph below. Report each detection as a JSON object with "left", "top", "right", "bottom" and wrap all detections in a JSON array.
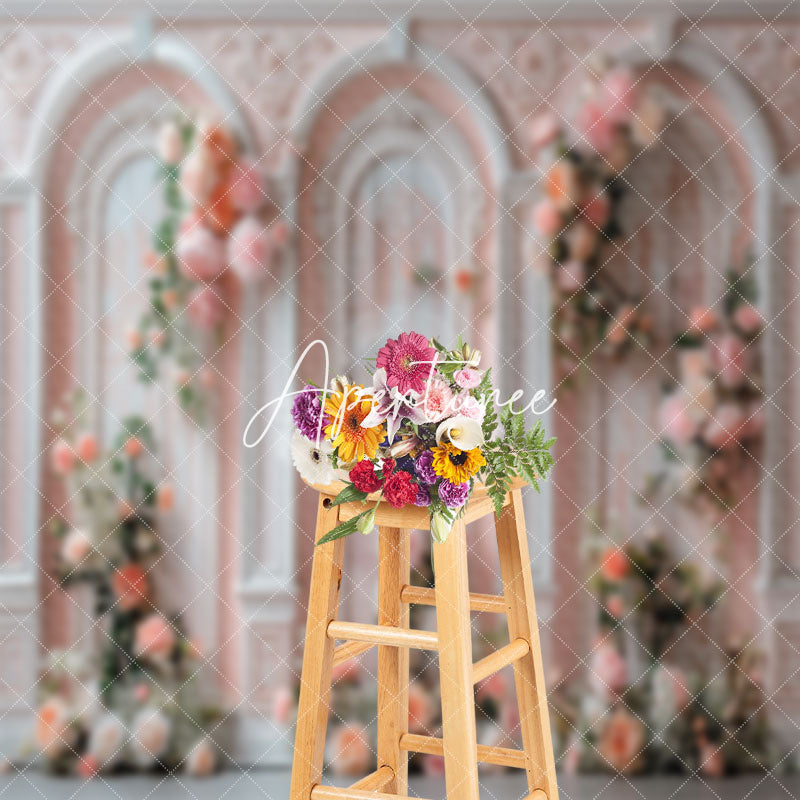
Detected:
[
  {"left": 607, "top": 594, "right": 625, "bottom": 618},
  {"left": 135, "top": 615, "right": 176, "bottom": 661},
  {"left": 565, "top": 220, "right": 598, "bottom": 262},
  {"left": 75, "top": 433, "right": 98, "bottom": 463},
  {"left": 330, "top": 657, "right": 362, "bottom": 685},
  {"left": 51, "top": 439, "right": 76, "bottom": 475},
  {"left": 532, "top": 199, "right": 562, "bottom": 237},
  {"left": 35, "top": 697, "right": 74, "bottom": 756},
  {"left": 420, "top": 377, "right": 455, "bottom": 423},
  {"left": 422, "top": 754, "right": 445, "bottom": 777},
  {"left": 580, "top": 189, "right": 611, "bottom": 229},
  {"left": 452, "top": 393, "right": 486, "bottom": 424},
  {"left": 187, "top": 285, "right": 226, "bottom": 330},
  {"left": 228, "top": 216, "right": 273, "bottom": 283},
  {"left": 590, "top": 643, "right": 628, "bottom": 695},
  {"left": 659, "top": 392, "right": 698, "bottom": 447},
  {"left": 156, "top": 483, "right": 175, "bottom": 511},
  {"left": 176, "top": 223, "right": 227, "bottom": 282},
  {"left": 703, "top": 403, "right": 745, "bottom": 450},
  {"left": 327, "top": 725, "right": 371, "bottom": 777},
  {"left": 229, "top": 159, "right": 265, "bottom": 213},
  {"left": 733, "top": 304, "right": 763, "bottom": 336},
  {"left": 529, "top": 112, "right": 561, "bottom": 149},
  {"left": 557, "top": 260, "right": 586, "bottom": 293},
  {"left": 741, "top": 401, "right": 765, "bottom": 441},
  {"left": 603, "top": 68, "right": 638, "bottom": 124},
  {"left": 576, "top": 99, "right": 617, "bottom": 153},
  {"left": 712, "top": 334, "right": 752, "bottom": 389},
  {"left": 454, "top": 368, "right": 482, "bottom": 389},
  {"left": 688, "top": 306, "right": 718, "bottom": 334},
  {"left": 131, "top": 708, "right": 171, "bottom": 762},
  {"left": 272, "top": 686, "right": 294, "bottom": 725},
  {"left": 126, "top": 327, "right": 143, "bottom": 351}
]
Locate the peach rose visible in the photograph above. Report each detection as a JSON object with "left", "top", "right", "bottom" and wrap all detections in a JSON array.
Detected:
[
  {"left": 529, "top": 112, "right": 561, "bottom": 150},
  {"left": 229, "top": 160, "right": 266, "bottom": 213},
  {"left": 532, "top": 199, "right": 562, "bottom": 237},
  {"left": 711, "top": 334, "right": 752, "bottom": 389},
  {"left": 600, "top": 547, "right": 629, "bottom": 581},
  {"left": 180, "top": 147, "right": 218, "bottom": 208},
  {"left": 87, "top": 714, "right": 126, "bottom": 768},
  {"left": 75, "top": 433, "right": 98, "bottom": 463},
  {"left": 545, "top": 161, "right": 581, "bottom": 212},
  {"left": 157, "top": 120, "right": 183, "bottom": 166},
  {"left": 35, "top": 697, "right": 74, "bottom": 756},
  {"left": 659, "top": 391, "right": 698, "bottom": 447},
  {"left": 61, "top": 528, "right": 92, "bottom": 568},
  {"left": 185, "top": 737, "right": 216, "bottom": 776},
  {"left": 156, "top": 483, "right": 175, "bottom": 512},
  {"left": 557, "top": 260, "right": 586, "bottom": 293},
  {"left": 576, "top": 99, "right": 617, "bottom": 153},
  {"left": 131, "top": 708, "right": 171, "bottom": 764},
  {"left": 565, "top": 220, "right": 598, "bottom": 262},
  {"left": 76, "top": 755, "right": 99, "bottom": 778},
  {"left": 327, "top": 724, "right": 371, "bottom": 777},
  {"left": 51, "top": 439, "right": 76, "bottom": 475},
  {"left": 124, "top": 437, "right": 144, "bottom": 458},
  {"left": 606, "top": 594, "right": 625, "bottom": 618},
  {"left": 135, "top": 615, "right": 176, "bottom": 661},
  {"left": 598, "top": 708, "right": 645, "bottom": 774},
  {"left": 580, "top": 189, "right": 611, "bottom": 229},
  {"left": 688, "top": 306, "right": 719, "bottom": 334},
  {"left": 703, "top": 403, "right": 745, "bottom": 450},
  {"left": 126, "top": 327, "right": 144, "bottom": 351},
  {"left": 603, "top": 68, "right": 638, "bottom": 124},
  {"left": 112, "top": 564, "right": 150, "bottom": 611}
]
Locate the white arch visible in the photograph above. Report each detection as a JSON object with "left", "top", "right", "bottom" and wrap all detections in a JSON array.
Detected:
[
  {"left": 25, "top": 31, "right": 254, "bottom": 188},
  {"left": 288, "top": 37, "right": 512, "bottom": 184}
]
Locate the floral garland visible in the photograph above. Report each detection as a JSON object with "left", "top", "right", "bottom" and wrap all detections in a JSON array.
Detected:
[
  {"left": 651, "top": 270, "right": 764, "bottom": 510},
  {"left": 40, "top": 392, "right": 222, "bottom": 776},
  {"left": 130, "top": 116, "right": 288, "bottom": 422},
  {"left": 288, "top": 332, "right": 555, "bottom": 543},
  {"left": 530, "top": 60, "right": 668, "bottom": 370},
  {"left": 553, "top": 531, "right": 778, "bottom": 776}
]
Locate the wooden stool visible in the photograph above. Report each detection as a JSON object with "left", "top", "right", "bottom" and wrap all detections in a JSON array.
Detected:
[{"left": 289, "top": 478, "right": 559, "bottom": 800}]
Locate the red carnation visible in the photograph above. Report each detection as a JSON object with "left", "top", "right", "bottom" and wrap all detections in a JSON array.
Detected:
[
  {"left": 383, "top": 471, "right": 417, "bottom": 509},
  {"left": 380, "top": 458, "right": 396, "bottom": 479},
  {"left": 349, "top": 460, "right": 383, "bottom": 493}
]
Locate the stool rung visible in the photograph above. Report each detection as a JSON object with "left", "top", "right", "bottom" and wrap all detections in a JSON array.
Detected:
[
  {"left": 400, "top": 585, "right": 506, "bottom": 614},
  {"left": 327, "top": 620, "right": 438, "bottom": 651},
  {"left": 526, "top": 792, "right": 548, "bottom": 800},
  {"left": 349, "top": 765, "right": 394, "bottom": 791},
  {"left": 399, "top": 733, "right": 527, "bottom": 770},
  {"left": 311, "top": 786, "right": 432, "bottom": 800},
  {"left": 472, "top": 637, "right": 530, "bottom": 684},
  {"left": 332, "top": 640, "right": 375, "bottom": 668}
]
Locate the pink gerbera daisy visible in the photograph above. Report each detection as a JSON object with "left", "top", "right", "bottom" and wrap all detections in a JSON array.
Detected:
[{"left": 376, "top": 332, "right": 436, "bottom": 395}]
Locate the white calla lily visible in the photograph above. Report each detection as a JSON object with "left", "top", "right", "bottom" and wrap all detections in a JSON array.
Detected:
[{"left": 435, "top": 416, "right": 484, "bottom": 450}]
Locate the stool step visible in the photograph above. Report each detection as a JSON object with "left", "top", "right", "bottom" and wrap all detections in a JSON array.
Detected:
[
  {"left": 327, "top": 620, "right": 438, "bottom": 651},
  {"left": 332, "top": 640, "right": 375, "bottom": 668},
  {"left": 472, "top": 637, "right": 530, "bottom": 684},
  {"left": 399, "top": 733, "right": 528, "bottom": 770},
  {"left": 526, "top": 792, "right": 548, "bottom": 800},
  {"left": 400, "top": 585, "right": 506, "bottom": 614},
  {"left": 349, "top": 765, "right": 394, "bottom": 791},
  {"left": 311, "top": 787, "right": 432, "bottom": 800}
]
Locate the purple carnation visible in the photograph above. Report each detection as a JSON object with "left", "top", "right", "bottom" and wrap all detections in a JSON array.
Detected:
[
  {"left": 291, "top": 385, "right": 329, "bottom": 440},
  {"left": 413, "top": 485, "right": 432, "bottom": 507},
  {"left": 438, "top": 479, "right": 470, "bottom": 508},
  {"left": 414, "top": 450, "right": 437, "bottom": 485}
]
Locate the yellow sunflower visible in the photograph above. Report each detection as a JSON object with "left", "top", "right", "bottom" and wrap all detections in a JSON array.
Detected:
[
  {"left": 324, "top": 385, "right": 384, "bottom": 463},
  {"left": 431, "top": 443, "right": 486, "bottom": 484}
]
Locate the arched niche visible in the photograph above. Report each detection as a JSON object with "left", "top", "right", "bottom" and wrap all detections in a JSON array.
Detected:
[{"left": 21, "top": 30, "right": 289, "bottom": 763}]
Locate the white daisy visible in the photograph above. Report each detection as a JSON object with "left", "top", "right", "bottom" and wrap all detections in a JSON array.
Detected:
[{"left": 291, "top": 429, "right": 336, "bottom": 485}]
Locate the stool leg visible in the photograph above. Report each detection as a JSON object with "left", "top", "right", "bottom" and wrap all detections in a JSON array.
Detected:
[
  {"left": 290, "top": 496, "right": 346, "bottom": 800},
  {"left": 433, "top": 518, "right": 480, "bottom": 800},
  {"left": 377, "top": 527, "right": 411, "bottom": 794},
  {"left": 495, "top": 489, "right": 559, "bottom": 800}
]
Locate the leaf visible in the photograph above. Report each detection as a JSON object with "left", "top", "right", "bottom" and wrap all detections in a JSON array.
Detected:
[
  {"left": 316, "top": 510, "right": 372, "bottom": 545},
  {"left": 330, "top": 484, "right": 369, "bottom": 506}
]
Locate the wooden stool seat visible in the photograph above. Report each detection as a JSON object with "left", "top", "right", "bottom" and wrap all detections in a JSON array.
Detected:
[{"left": 289, "top": 479, "right": 559, "bottom": 800}]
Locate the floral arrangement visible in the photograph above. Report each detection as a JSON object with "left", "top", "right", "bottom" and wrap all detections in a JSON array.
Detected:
[
  {"left": 530, "top": 59, "right": 667, "bottom": 369},
  {"left": 652, "top": 269, "right": 764, "bottom": 509},
  {"left": 288, "top": 332, "right": 556, "bottom": 544},
  {"left": 553, "top": 530, "right": 778, "bottom": 776},
  {"left": 130, "top": 116, "right": 288, "bottom": 422},
  {"left": 37, "top": 393, "right": 222, "bottom": 776}
]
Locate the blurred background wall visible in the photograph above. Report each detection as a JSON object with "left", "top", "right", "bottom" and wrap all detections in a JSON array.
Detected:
[{"left": 0, "top": 0, "right": 798, "bottom": 772}]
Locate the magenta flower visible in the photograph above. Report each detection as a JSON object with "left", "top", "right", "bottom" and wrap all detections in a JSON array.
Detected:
[{"left": 376, "top": 332, "right": 436, "bottom": 395}]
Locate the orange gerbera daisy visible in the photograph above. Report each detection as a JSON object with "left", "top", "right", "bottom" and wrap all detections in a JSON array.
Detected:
[{"left": 324, "top": 385, "right": 384, "bottom": 463}]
